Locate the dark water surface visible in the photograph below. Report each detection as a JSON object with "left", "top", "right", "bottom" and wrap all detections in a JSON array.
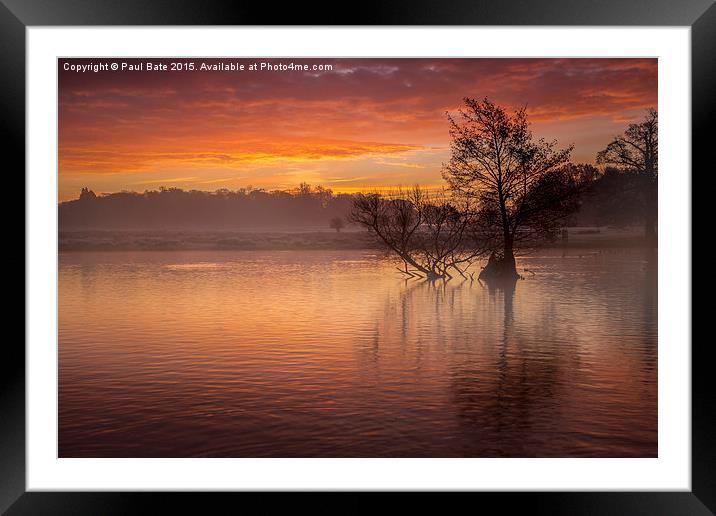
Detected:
[{"left": 59, "top": 248, "right": 657, "bottom": 457}]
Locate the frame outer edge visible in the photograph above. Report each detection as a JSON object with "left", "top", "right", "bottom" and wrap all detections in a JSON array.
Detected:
[
  {"left": 691, "top": 1, "right": 716, "bottom": 514},
  {"left": 0, "top": 0, "right": 27, "bottom": 514},
  {"left": 1, "top": 0, "right": 715, "bottom": 26},
  {"left": 6, "top": 0, "right": 712, "bottom": 512}
]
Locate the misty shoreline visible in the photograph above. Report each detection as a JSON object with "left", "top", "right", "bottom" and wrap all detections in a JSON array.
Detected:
[{"left": 59, "top": 227, "right": 652, "bottom": 252}]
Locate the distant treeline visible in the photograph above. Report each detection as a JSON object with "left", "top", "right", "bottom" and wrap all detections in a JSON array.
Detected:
[
  {"left": 59, "top": 184, "right": 353, "bottom": 230},
  {"left": 573, "top": 166, "right": 654, "bottom": 228},
  {"left": 58, "top": 172, "right": 651, "bottom": 231}
]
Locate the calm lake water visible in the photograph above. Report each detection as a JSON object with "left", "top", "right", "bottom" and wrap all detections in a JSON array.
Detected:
[{"left": 59, "top": 248, "right": 657, "bottom": 457}]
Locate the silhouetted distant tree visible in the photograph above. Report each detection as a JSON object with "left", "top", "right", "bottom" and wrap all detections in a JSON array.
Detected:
[
  {"left": 297, "top": 182, "right": 312, "bottom": 196},
  {"left": 596, "top": 108, "right": 657, "bottom": 246},
  {"left": 314, "top": 185, "right": 334, "bottom": 208},
  {"left": 329, "top": 217, "right": 345, "bottom": 233},
  {"left": 79, "top": 187, "right": 96, "bottom": 201},
  {"left": 442, "top": 97, "right": 592, "bottom": 281}
]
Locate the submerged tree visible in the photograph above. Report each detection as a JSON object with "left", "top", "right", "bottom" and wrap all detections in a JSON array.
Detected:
[
  {"left": 596, "top": 108, "right": 657, "bottom": 246},
  {"left": 442, "top": 97, "right": 592, "bottom": 281},
  {"left": 349, "top": 186, "right": 490, "bottom": 280}
]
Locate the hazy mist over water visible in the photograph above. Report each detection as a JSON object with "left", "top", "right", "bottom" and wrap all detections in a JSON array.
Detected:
[{"left": 59, "top": 248, "right": 657, "bottom": 457}]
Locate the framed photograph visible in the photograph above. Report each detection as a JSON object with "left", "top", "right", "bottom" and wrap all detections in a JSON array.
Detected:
[{"left": 5, "top": 0, "right": 709, "bottom": 513}]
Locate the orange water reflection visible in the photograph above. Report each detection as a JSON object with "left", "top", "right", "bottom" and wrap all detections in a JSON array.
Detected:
[{"left": 59, "top": 248, "right": 657, "bottom": 457}]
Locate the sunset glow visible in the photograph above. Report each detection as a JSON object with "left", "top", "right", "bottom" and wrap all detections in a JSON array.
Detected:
[{"left": 58, "top": 58, "right": 657, "bottom": 201}]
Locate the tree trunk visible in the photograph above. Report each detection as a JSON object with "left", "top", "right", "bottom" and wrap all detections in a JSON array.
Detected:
[
  {"left": 493, "top": 190, "right": 519, "bottom": 281},
  {"left": 478, "top": 237, "right": 519, "bottom": 283},
  {"left": 502, "top": 238, "right": 519, "bottom": 280}
]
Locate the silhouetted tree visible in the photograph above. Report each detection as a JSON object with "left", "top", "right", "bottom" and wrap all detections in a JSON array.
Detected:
[
  {"left": 297, "top": 182, "right": 313, "bottom": 196},
  {"left": 329, "top": 216, "right": 345, "bottom": 232},
  {"left": 596, "top": 108, "right": 657, "bottom": 246},
  {"left": 350, "top": 186, "right": 489, "bottom": 280},
  {"left": 441, "top": 97, "right": 591, "bottom": 281},
  {"left": 79, "top": 187, "right": 96, "bottom": 201}
]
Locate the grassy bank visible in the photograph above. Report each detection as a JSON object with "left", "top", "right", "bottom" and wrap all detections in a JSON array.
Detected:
[{"left": 59, "top": 227, "right": 651, "bottom": 252}]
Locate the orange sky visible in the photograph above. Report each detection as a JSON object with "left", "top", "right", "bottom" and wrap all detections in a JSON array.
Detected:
[{"left": 58, "top": 58, "right": 657, "bottom": 202}]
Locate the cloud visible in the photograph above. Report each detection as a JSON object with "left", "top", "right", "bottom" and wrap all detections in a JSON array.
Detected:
[
  {"left": 132, "top": 176, "right": 197, "bottom": 185},
  {"left": 59, "top": 138, "right": 424, "bottom": 174},
  {"left": 58, "top": 57, "right": 657, "bottom": 195}
]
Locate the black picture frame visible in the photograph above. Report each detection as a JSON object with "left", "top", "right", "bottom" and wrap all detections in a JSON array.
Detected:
[{"left": 3, "top": 0, "right": 709, "bottom": 513}]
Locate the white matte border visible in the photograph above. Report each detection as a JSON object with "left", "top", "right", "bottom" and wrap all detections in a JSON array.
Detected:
[{"left": 27, "top": 27, "right": 691, "bottom": 491}]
